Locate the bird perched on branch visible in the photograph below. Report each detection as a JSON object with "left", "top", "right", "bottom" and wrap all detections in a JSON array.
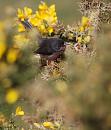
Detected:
[
  {"left": 20, "top": 20, "right": 66, "bottom": 66},
  {"left": 34, "top": 37, "right": 66, "bottom": 66},
  {"left": 20, "top": 20, "right": 79, "bottom": 66}
]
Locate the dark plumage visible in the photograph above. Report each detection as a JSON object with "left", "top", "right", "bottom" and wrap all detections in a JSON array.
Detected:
[
  {"left": 20, "top": 20, "right": 67, "bottom": 66},
  {"left": 35, "top": 37, "right": 65, "bottom": 55},
  {"left": 34, "top": 37, "right": 66, "bottom": 66}
]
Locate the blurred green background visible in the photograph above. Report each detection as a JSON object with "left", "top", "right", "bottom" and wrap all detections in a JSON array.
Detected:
[{"left": 0, "top": 0, "right": 81, "bottom": 24}]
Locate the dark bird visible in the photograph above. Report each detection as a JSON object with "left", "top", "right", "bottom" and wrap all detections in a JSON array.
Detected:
[
  {"left": 34, "top": 37, "right": 66, "bottom": 66},
  {"left": 21, "top": 20, "right": 66, "bottom": 66},
  {"left": 20, "top": 20, "right": 78, "bottom": 66}
]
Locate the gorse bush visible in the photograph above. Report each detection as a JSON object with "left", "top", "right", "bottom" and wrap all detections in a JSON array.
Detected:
[{"left": 0, "top": 21, "right": 37, "bottom": 111}]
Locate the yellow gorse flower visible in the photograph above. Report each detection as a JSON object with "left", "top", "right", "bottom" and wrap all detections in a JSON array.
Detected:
[
  {"left": 77, "top": 36, "right": 82, "bottom": 43},
  {"left": 79, "top": 26, "right": 85, "bottom": 32},
  {"left": 15, "top": 106, "right": 25, "bottom": 116},
  {"left": 43, "top": 122, "right": 54, "bottom": 129},
  {"left": 17, "top": 2, "right": 58, "bottom": 35},
  {"left": 17, "top": 7, "right": 32, "bottom": 21},
  {"left": 18, "top": 23, "right": 25, "bottom": 32},
  {"left": 0, "top": 22, "right": 7, "bottom": 59},
  {"left": 84, "top": 36, "right": 91, "bottom": 43},
  {"left": 75, "top": 16, "right": 93, "bottom": 45},
  {"left": 5, "top": 89, "right": 19, "bottom": 104},
  {"left": 81, "top": 16, "right": 89, "bottom": 27},
  {"left": 47, "top": 27, "right": 54, "bottom": 34},
  {"left": 24, "top": 7, "right": 32, "bottom": 17},
  {"left": 7, "top": 48, "right": 19, "bottom": 64},
  {"left": 38, "top": 1, "right": 48, "bottom": 11},
  {"left": 30, "top": 2, "right": 57, "bottom": 34},
  {"left": 17, "top": 7, "right": 32, "bottom": 32},
  {"left": 0, "top": 43, "right": 7, "bottom": 59},
  {"left": 29, "top": 15, "right": 41, "bottom": 27},
  {"left": 17, "top": 8, "right": 25, "bottom": 21}
]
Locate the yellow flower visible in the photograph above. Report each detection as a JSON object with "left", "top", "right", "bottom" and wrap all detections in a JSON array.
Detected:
[
  {"left": 17, "top": 2, "right": 58, "bottom": 35},
  {"left": 49, "top": 5, "right": 56, "bottom": 13},
  {"left": 38, "top": 2, "right": 48, "bottom": 11},
  {"left": 54, "top": 16, "right": 57, "bottom": 22},
  {"left": 17, "top": 8, "right": 25, "bottom": 21},
  {"left": 37, "top": 2, "right": 57, "bottom": 32},
  {"left": 45, "top": 16, "right": 57, "bottom": 25},
  {"left": 48, "top": 5, "right": 56, "bottom": 18},
  {"left": 43, "top": 122, "right": 54, "bottom": 129},
  {"left": 15, "top": 106, "right": 25, "bottom": 116},
  {"left": 77, "top": 36, "right": 82, "bottom": 43},
  {"left": 17, "top": 7, "right": 32, "bottom": 32},
  {"left": 29, "top": 15, "right": 41, "bottom": 27},
  {"left": 84, "top": 36, "right": 91, "bottom": 43},
  {"left": 47, "top": 27, "right": 54, "bottom": 34},
  {"left": 18, "top": 23, "right": 25, "bottom": 32},
  {"left": 24, "top": 7, "right": 32, "bottom": 17},
  {"left": 39, "top": 24, "right": 47, "bottom": 33},
  {"left": 47, "top": 5, "right": 58, "bottom": 24},
  {"left": 81, "top": 16, "right": 89, "bottom": 27},
  {"left": 17, "top": 7, "right": 32, "bottom": 21},
  {"left": 0, "top": 43, "right": 7, "bottom": 59},
  {"left": 79, "top": 26, "right": 85, "bottom": 32},
  {"left": 6, "top": 89, "right": 19, "bottom": 104},
  {"left": 7, "top": 48, "right": 19, "bottom": 64}
]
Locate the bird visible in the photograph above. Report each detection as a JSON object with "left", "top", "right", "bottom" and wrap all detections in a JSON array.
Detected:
[
  {"left": 34, "top": 37, "right": 66, "bottom": 66},
  {"left": 20, "top": 19, "right": 66, "bottom": 66},
  {"left": 20, "top": 20, "right": 78, "bottom": 66}
]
